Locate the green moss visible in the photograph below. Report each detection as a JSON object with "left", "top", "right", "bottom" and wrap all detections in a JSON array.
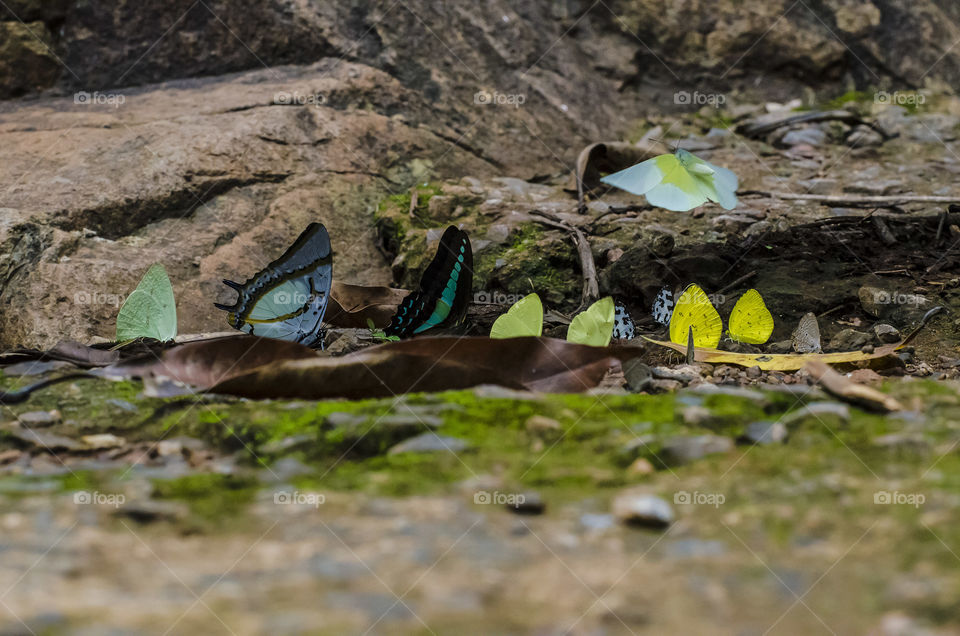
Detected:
[
  {"left": 823, "top": 90, "right": 870, "bottom": 110},
  {"left": 152, "top": 473, "right": 258, "bottom": 522}
]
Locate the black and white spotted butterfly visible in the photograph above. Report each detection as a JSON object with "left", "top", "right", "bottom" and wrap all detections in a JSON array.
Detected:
[
  {"left": 613, "top": 301, "right": 635, "bottom": 340},
  {"left": 651, "top": 286, "right": 675, "bottom": 326}
]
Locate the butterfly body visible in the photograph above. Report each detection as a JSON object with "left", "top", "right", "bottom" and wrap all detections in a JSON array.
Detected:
[
  {"left": 215, "top": 223, "right": 332, "bottom": 347},
  {"left": 386, "top": 226, "right": 473, "bottom": 338}
]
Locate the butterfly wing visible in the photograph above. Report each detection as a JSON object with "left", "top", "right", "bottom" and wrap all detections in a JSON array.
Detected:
[
  {"left": 645, "top": 154, "right": 710, "bottom": 211},
  {"left": 214, "top": 223, "right": 332, "bottom": 347},
  {"left": 567, "top": 297, "right": 616, "bottom": 347},
  {"left": 791, "top": 312, "right": 822, "bottom": 353},
  {"left": 652, "top": 286, "right": 675, "bottom": 326},
  {"left": 612, "top": 301, "right": 635, "bottom": 340},
  {"left": 599, "top": 156, "right": 666, "bottom": 196},
  {"left": 676, "top": 149, "right": 739, "bottom": 210},
  {"left": 727, "top": 289, "right": 774, "bottom": 344},
  {"left": 669, "top": 284, "right": 722, "bottom": 348},
  {"left": 490, "top": 293, "right": 543, "bottom": 338},
  {"left": 385, "top": 226, "right": 473, "bottom": 338},
  {"left": 116, "top": 264, "right": 178, "bottom": 342}
]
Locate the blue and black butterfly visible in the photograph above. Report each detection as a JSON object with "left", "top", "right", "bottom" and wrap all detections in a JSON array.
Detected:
[
  {"left": 214, "top": 223, "right": 332, "bottom": 348},
  {"left": 385, "top": 225, "right": 473, "bottom": 338}
]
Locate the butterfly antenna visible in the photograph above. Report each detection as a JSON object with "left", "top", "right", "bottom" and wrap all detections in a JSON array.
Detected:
[{"left": 686, "top": 326, "right": 695, "bottom": 364}]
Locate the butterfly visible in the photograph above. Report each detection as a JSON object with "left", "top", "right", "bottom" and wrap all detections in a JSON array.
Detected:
[
  {"left": 116, "top": 264, "right": 177, "bottom": 342},
  {"left": 669, "top": 283, "right": 723, "bottom": 348},
  {"left": 613, "top": 301, "right": 635, "bottom": 340},
  {"left": 567, "top": 297, "right": 616, "bottom": 347},
  {"left": 214, "top": 222, "right": 332, "bottom": 348},
  {"left": 792, "top": 312, "right": 822, "bottom": 353},
  {"left": 727, "top": 289, "right": 774, "bottom": 344},
  {"left": 652, "top": 286, "right": 675, "bottom": 326},
  {"left": 490, "top": 293, "right": 543, "bottom": 338},
  {"left": 600, "top": 148, "right": 738, "bottom": 211},
  {"left": 385, "top": 225, "right": 473, "bottom": 338}
]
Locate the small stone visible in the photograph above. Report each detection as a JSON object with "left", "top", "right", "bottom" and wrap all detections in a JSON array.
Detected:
[
  {"left": 782, "top": 402, "right": 850, "bottom": 427},
  {"left": 745, "top": 366, "right": 762, "bottom": 379},
  {"left": 580, "top": 513, "right": 616, "bottom": 532},
  {"left": 861, "top": 344, "right": 875, "bottom": 354},
  {"left": 739, "top": 421, "right": 787, "bottom": 445},
  {"left": 780, "top": 127, "right": 827, "bottom": 147},
  {"left": 680, "top": 406, "right": 713, "bottom": 426},
  {"left": 525, "top": 415, "right": 561, "bottom": 434},
  {"left": 606, "top": 247, "right": 624, "bottom": 263},
  {"left": 612, "top": 491, "right": 674, "bottom": 528},
  {"left": 848, "top": 368, "right": 883, "bottom": 384},
  {"left": 17, "top": 410, "right": 61, "bottom": 426},
  {"left": 81, "top": 434, "right": 126, "bottom": 449},
  {"left": 661, "top": 435, "right": 734, "bottom": 464},
  {"left": 874, "top": 323, "right": 900, "bottom": 343},
  {"left": 873, "top": 433, "right": 930, "bottom": 452},
  {"left": 744, "top": 220, "right": 773, "bottom": 237},
  {"left": 387, "top": 433, "right": 470, "bottom": 455},
  {"left": 829, "top": 328, "right": 871, "bottom": 351},
  {"left": 652, "top": 366, "right": 696, "bottom": 382},
  {"left": 768, "top": 340, "right": 794, "bottom": 354},
  {"left": 648, "top": 379, "right": 681, "bottom": 392},
  {"left": 627, "top": 457, "right": 656, "bottom": 475},
  {"left": 623, "top": 360, "right": 653, "bottom": 392}
]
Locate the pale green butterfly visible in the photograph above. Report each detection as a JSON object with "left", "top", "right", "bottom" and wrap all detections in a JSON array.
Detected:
[
  {"left": 600, "top": 148, "right": 738, "bottom": 211},
  {"left": 116, "top": 264, "right": 177, "bottom": 342},
  {"left": 567, "top": 297, "right": 615, "bottom": 347},
  {"left": 490, "top": 293, "right": 543, "bottom": 338}
]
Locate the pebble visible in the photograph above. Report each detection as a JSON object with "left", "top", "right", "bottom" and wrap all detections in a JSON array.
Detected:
[
  {"left": 525, "top": 415, "right": 561, "bottom": 435},
  {"left": 612, "top": 491, "right": 674, "bottom": 528},
  {"left": 387, "top": 433, "right": 470, "bottom": 455},
  {"left": 739, "top": 421, "right": 788, "bottom": 445},
  {"left": 651, "top": 366, "right": 697, "bottom": 383},
  {"left": 648, "top": 379, "right": 681, "bottom": 392},
  {"left": 662, "top": 435, "right": 734, "bottom": 464},
  {"left": 627, "top": 457, "right": 656, "bottom": 475},
  {"left": 680, "top": 406, "right": 714, "bottom": 427},
  {"left": 81, "top": 434, "right": 126, "bottom": 450},
  {"left": 829, "top": 328, "right": 871, "bottom": 351},
  {"left": 780, "top": 127, "right": 827, "bottom": 147},
  {"left": 848, "top": 368, "right": 883, "bottom": 384},
  {"left": 17, "top": 410, "right": 61, "bottom": 426},
  {"left": 623, "top": 360, "right": 653, "bottom": 392},
  {"left": 580, "top": 513, "right": 616, "bottom": 532},
  {"left": 874, "top": 323, "right": 900, "bottom": 343},
  {"left": 782, "top": 402, "right": 851, "bottom": 427}
]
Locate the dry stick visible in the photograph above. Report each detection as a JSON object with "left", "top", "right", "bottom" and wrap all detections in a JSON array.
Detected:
[
  {"left": 872, "top": 216, "right": 897, "bottom": 246},
  {"left": 529, "top": 210, "right": 600, "bottom": 310},
  {"left": 716, "top": 271, "right": 757, "bottom": 296},
  {"left": 407, "top": 186, "right": 419, "bottom": 219},
  {"left": 740, "top": 190, "right": 959, "bottom": 206}
]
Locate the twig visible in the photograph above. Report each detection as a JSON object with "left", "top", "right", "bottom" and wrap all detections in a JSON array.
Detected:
[
  {"left": 740, "top": 190, "right": 959, "bottom": 206},
  {"left": 871, "top": 216, "right": 897, "bottom": 246},
  {"left": 530, "top": 210, "right": 600, "bottom": 309},
  {"left": 716, "top": 271, "right": 757, "bottom": 296},
  {"left": 408, "top": 186, "right": 419, "bottom": 219}
]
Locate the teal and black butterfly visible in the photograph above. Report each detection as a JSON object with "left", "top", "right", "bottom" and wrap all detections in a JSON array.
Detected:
[
  {"left": 385, "top": 226, "right": 473, "bottom": 338},
  {"left": 214, "top": 222, "right": 332, "bottom": 348}
]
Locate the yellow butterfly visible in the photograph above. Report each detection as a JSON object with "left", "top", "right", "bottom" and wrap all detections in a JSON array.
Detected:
[
  {"left": 669, "top": 284, "right": 722, "bottom": 348},
  {"left": 490, "top": 293, "right": 543, "bottom": 338},
  {"left": 727, "top": 289, "right": 774, "bottom": 344}
]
